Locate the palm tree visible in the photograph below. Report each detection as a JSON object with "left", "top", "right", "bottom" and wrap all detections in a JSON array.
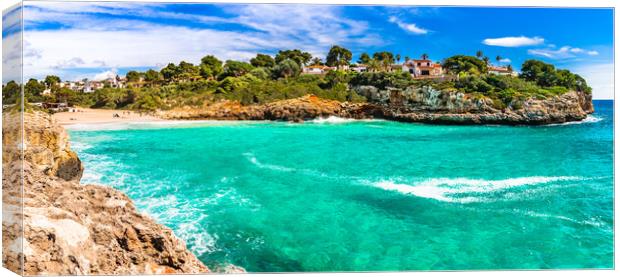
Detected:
[
  {"left": 496, "top": 55, "right": 502, "bottom": 63},
  {"left": 421, "top": 53, "right": 429, "bottom": 60},
  {"left": 367, "top": 58, "right": 382, "bottom": 72},
  {"left": 404, "top": 56, "right": 410, "bottom": 62},
  {"left": 476, "top": 50, "right": 484, "bottom": 59},
  {"left": 507, "top": 64, "right": 513, "bottom": 72},
  {"left": 311, "top": 57, "right": 323, "bottom": 66},
  {"left": 483, "top": 56, "right": 490, "bottom": 65},
  {"left": 396, "top": 54, "right": 401, "bottom": 64}
]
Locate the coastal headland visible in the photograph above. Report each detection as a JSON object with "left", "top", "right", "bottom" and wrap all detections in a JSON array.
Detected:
[{"left": 159, "top": 88, "right": 593, "bottom": 125}]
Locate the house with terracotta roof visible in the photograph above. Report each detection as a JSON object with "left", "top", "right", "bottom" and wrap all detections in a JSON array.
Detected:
[
  {"left": 488, "top": 66, "right": 517, "bottom": 76},
  {"left": 301, "top": 65, "right": 336, "bottom": 75},
  {"left": 402, "top": 57, "right": 444, "bottom": 78}
]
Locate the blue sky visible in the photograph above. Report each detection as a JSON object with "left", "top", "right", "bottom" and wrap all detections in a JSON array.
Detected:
[{"left": 2, "top": 2, "right": 614, "bottom": 98}]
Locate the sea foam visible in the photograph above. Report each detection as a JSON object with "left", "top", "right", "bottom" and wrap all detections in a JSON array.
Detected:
[
  {"left": 547, "top": 115, "right": 603, "bottom": 126},
  {"left": 242, "top": 152, "right": 335, "bottom": 178},
  {"left": 308, "top": 116, "right": 382, "bottom": 124},
  {"left": 372, "top": 176, "right": 584, "bottom": 203}
]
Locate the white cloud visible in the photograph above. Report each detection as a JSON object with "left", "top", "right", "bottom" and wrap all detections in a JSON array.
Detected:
[
  {"left": 19, "top": 3, "right": 384, "bottom": 81},
  {"left": 3, "top": 5, "right": 22, "bottom": 83},
  {"left": 482, "top": 36, "right": 544, "bottom": 47},
  {"left": 499, "top": 58, "right": 511, "bottom": 63},
  {"left": 388, "top": 16, "right": 429, "bottom": 35},
  {"left": 93, "top": 68, "right": 119, "bottom": 81},
  {"left": 527, "top": 46, "right": 600, "bottom": 59},
  {"left": 23, "top": 26, "right": 278, "bottom": 79},
  {"left": 572, "top": 63, "right": 614, "bottom": 99}
]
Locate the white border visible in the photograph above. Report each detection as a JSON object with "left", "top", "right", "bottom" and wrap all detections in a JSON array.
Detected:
[{"left": 1, "top": 1, "right": 617, "bottom": 276}]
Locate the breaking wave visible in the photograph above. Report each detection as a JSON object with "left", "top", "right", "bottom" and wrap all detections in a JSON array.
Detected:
[
  {"left": 370, "top": 176, "right": 584, "bottom": 203},
  {"left": 548, "top": 115, "right": 603, "bottom": 126},
  {"left": 242, "top": 152, "right": 337, "bottom": 179},
  {"left": 308, "top": 116, "right": 382, "bottom": 124},
  {"left": 243, "top": 152, "right": 296, "bottom": 172}
]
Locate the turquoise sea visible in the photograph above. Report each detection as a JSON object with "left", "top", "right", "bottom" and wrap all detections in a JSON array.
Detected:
[{"left": 69, "top": 100, "right": 614, "bottom": 272}]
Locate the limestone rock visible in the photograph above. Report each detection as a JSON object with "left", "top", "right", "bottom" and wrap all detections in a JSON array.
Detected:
[
  {"left": 2, "top": 111, "right": 218, "bottom": 275},
  {"left": 354, "top": 86, "right": 593, "bottom": 125}
]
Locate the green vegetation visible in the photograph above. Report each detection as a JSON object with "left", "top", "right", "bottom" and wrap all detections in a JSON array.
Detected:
[
  {"left": 326, "top": 45, "right": 353, "bottom": 69},
  {"left": 520, "top": 60, "right": 591, "bottom": 93},
  {"left": 2, "top": 80, "right": 20, "bottom": 104},
  {"left": 442, "top": 55, "right": 488, "bottom": 75},
  {"left": 3, "top": 48, "right": 590, "bottom": 112},
  {"left": 432, "top": 56, "right": 590, "bottom": 109}
]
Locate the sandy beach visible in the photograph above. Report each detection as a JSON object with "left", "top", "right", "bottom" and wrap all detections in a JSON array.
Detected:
[{"left": 52, "top": 108, "right": 162, "bottom": 125}]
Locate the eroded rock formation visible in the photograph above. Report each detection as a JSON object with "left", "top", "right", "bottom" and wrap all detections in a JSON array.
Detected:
[
  {"left": 354, "top": 86, "right": 594, "bottom": 125},
  {"left": 2, "top": 111, "right": 213, "bottom": 275},
  {"left": 160, "top": 87, "right": 594, "bottom": 125},
  {"left": 160, "top": 94, "right": 373, "bottom": 122}
]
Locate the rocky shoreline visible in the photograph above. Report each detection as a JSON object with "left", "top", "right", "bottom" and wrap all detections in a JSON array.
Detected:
[
  {"left": 1, "top": 111, "right": 241, "bottom": 275},
  {"left": 160, "top": 88, "right": 594, "bottom": 125}
]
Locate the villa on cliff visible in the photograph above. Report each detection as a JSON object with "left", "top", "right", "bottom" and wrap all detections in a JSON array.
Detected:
[
  {"left": 302, "top": 65, "right": 337, "bottom": 74},
  {"left": 488, "top": 65, "right": 518, "bottom": 76},
  {"left": 301, "top": 56, "right": 514, "bottom": 79},
  {"left": 402, "top": 57, "right": 444, "bottom": 79}
]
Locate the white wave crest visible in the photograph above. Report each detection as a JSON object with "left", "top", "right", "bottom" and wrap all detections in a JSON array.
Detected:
[
  {"left": 243, "top": 152, "right": 336, "bottom": 180},
  {"left": 372, "top": 176, "right": 584, "bottom": 203},
  {"left": 308, "top": 116, "right": 382, "bottom": 124},
  {"left": 548, "top": 115, "right": 603, "bottom": 126},
  {"left": 243, "top": 152, "right": 295, "bottom": 172},
  {"left": 583, "top": 115, "right": 603, "bottom": 123}
]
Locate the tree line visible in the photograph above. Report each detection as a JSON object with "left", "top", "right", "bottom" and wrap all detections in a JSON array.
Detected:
[{"left": 2, "top": 45, "right": 590, "bottom": 112}]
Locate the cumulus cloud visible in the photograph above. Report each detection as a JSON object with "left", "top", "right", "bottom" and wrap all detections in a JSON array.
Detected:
[
  {"left": 19, "top": 2, "right": 384, "bottom": 81},
  {"left": 527, "top": 46, "right": 600, "bottom": 59},
  {"left": 93, "top": 68, "right": 119, "bottom": 81},
  {"left": 388, "top": 16, "right": 429, "bottom": 35},
  {"left": 498, "top": 58, "right": 511, "bottom": 63},
  {"left": 482, "top": 36, "right": 544, "bottom": 47}
]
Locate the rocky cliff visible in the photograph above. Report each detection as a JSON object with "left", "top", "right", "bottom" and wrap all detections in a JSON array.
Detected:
[
  {"left": 161, "top": 87, "right": 594, "bottom": 125},
  {"left": 160, "top": 94, "right": 373, "bottom": 122},
  {"left": 2, "top": 111, "right": 218, "bottom": 275},
  {"left": 354, "top": 85, "right": 594, "bottom": 125}
]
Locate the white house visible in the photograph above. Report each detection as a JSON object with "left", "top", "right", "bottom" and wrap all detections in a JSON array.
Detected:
[
  {"left": 104, "top": 75, "right": 127, "bottom": 89},
  {"left": 301, "top": 65, "right": 338, "bottom": 75},
  {"left": 488, "top": 66, "right": 517, "bottom": 76},
  {"left": 402, "top": 57, "right": 444, "bottom": 78},
  {"left": 59, "top": 81, "right": 85, "bottom": 92},
  {"left": 83, "top": 81, "right": 105, "bottom": 93},
  {"left": 350, "top": 64, "right": 368, "bottom": 73}
]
